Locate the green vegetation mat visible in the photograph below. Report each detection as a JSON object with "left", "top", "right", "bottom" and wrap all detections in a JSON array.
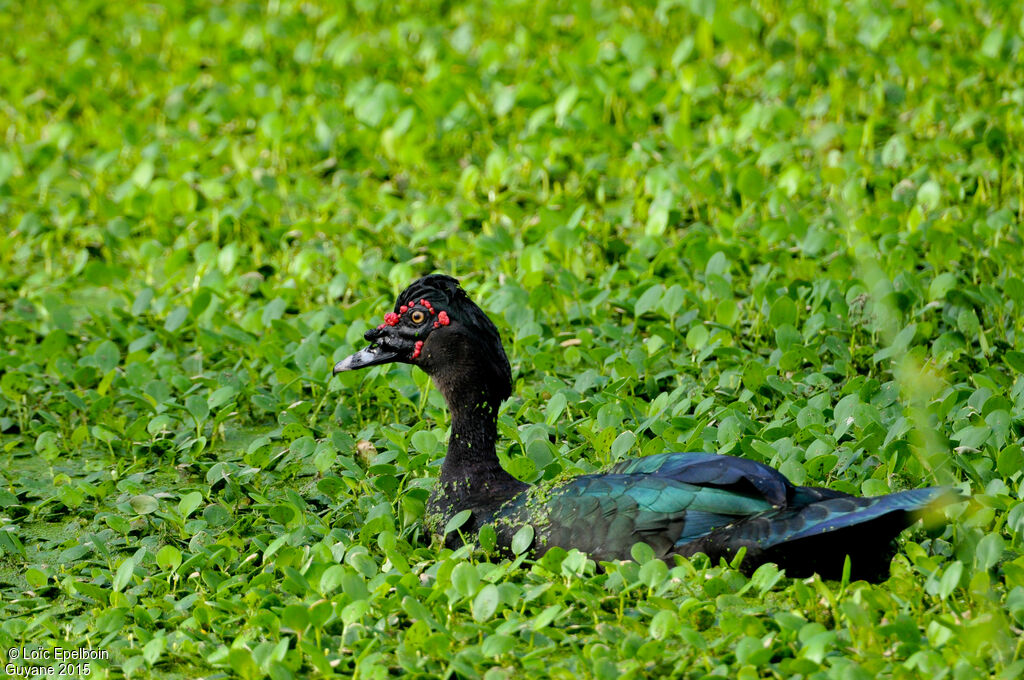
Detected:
[{"left": 2, "top": 0, "right": 1024, "bottom": 677}]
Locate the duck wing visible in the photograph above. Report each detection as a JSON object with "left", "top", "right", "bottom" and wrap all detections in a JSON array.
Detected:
[{"left": 495, "top": 452, "right": 949, "bottom": 580}]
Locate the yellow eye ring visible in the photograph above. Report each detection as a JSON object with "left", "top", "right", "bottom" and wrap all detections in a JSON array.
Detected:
[{"left": 410, "top": 310, "right": 426, "bottom": 324}]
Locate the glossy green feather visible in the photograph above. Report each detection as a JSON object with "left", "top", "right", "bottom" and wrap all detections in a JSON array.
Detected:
[{"left": 489, "top": 452, "right": 952, "bottom": 579}]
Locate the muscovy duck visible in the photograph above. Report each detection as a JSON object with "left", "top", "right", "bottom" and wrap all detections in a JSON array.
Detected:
[{"left": 333, "top": 274, "right": 951, "bottom": 580}]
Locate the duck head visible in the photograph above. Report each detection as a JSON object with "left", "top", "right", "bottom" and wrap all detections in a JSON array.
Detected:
[{"left": 333, "top": 274, "right": 513, "bottom": 404}]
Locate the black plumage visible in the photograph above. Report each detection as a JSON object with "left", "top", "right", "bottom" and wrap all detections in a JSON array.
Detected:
[{"left": 334, "top": 274, "right": 952, "bottom": 580}]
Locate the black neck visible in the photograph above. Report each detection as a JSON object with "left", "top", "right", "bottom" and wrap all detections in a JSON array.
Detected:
[
  {"left": 437, "top": 383, "right": 519, "bottom": 491},
  {"left": 421, "top": 328, "right": 527, "bottom": 536}
]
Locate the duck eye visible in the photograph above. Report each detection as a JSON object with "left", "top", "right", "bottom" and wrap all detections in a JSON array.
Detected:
[{"left": 410, "top": 310, "right": 426, "bottom": 324}]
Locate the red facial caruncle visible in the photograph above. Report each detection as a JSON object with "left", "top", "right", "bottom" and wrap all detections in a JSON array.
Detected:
[{"left": 375, "top": 299, "right": 452, "bottom": 357}]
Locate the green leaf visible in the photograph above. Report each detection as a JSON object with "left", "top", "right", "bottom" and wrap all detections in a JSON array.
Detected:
[
  {"left": 191, "top": 288, "right": 212, "bottom": 318},
  {"left": 686, "top": 324, "right": 709, "bottom": 350},
  {"left": 319, "top": 565, "right": 345, "bottom": 594},
  {"left": 410, "top": 430, "right": 439, "bottom": 455},
  {"left": 451, "top": 562, "right": 479, "bottom": 598},
  {"left": 472, "top": 583, "right": 500, "bottom": 622},
  {"left": 634, "top": 285, "right": 665, "bottom": 317},
  {"left": 481, "top": 632, "right": 514, "bottom": 657},
  {"left": 0, "top": 151, "right": 15, "bottom": 186},
  {"left": 532, "top": 604, "right": 563, "bottom": 631},
  {"left": 769, "top": 296, "right": 797, "bottom": 327},
  {"left": 130, "top": 494, "right": 159, "bottom": 515},
  {"left": 164, "top": 305, "right": 189, "bottom": 332},
  {"left": 156, "top": 545, "right": 182, "bottom": 571},
  {"left": 956, "top": 309, "right": 980, "bottom": 337},
  {"left": 282, "top": 604, "right": 309, "bottom": 632},
  {"left": 142, "top": 637, "right": 166, "bottom": 666},
  {"left": 929, "top": 273, "right": 957, "bottom": 300},
  {"left": 478, "top": 524, "right": 497, "bottom": 553},
  {"left": 94, "top": 340, "right": 120, "bottom": 372},
  {"left": 952, "top": 425, "right": 991, "bottom": 450},
  {"left": 511, "top": 524, "right": 535, "bottom": 555},
  {"left": 638, "top": 558, "right": 668, "bottom": 588},
  {"left": 444, "top": 509, "right": 472, "bottom": 535},
  {"left": 998, "top": 445, "right": 1024, "bottom": 477},
  {"left": 132, "top": 159, "right": 155, "bottom": 188},
  {"left": 208, "top": 386, "right": 237, "bottom": 409},
  {"left": 113, "top": 556, "right": 136, "bottom": 592},
  {"left": 630, "top": 542, "right": 655, "bottom": 563},
  {"left": 203, "top": 504, "right": 230, "bottom": 526},
  {"left": 545, "top": 392, "right": 568, "bottom": 425},
  {"left": 938, "top": 561, "right": 964, "bottom": 599},
  {"left": 916, "top": 180, "right": 941, "bottom": 210},
  {"left": 1004, "top": 351, "right": 1024, "bottom": 373},
  {"left": 25, "top": 568, "right": 47, "bottom": 588},
  {"left": 185, "top": 394, "right": 210, "bottom": 423},
  {"left": 1004, "top": 277, "right": 1024, "bottom": 303},
  {"left": 610, "top": 431, "right": 636, "bottom": 459},
  {"left": 974, "top": 534, "right": 1004, "bottom": 571},
  {"left": 178, "top": 491, "right": 203, "bottom": 518},
  {"left": 737, "top": 166, "right": 765, "bottom": 198}
]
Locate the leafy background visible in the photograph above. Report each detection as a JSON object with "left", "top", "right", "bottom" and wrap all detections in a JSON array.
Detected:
[{"left": 2, "top": 0, "right": 1024, "bottom": 677}]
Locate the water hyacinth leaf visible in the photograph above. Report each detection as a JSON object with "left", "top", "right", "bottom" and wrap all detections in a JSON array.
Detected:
[
  {"left": 319, "top": 565, "right": 345, "bottom": 594},
  {"left": 208, "top": 386, "right": 238, "bottom": 409},
  {"left": 282, "top": 604, "right": 309, "bottom": 632},
  {"left": 635, "top": 285, "right": 665, "bottom": 317},
  {"left": 545, "top": 392, "right": 567, "bottom": 425},
  {"left": 686, "top": 324, "right": 709, "bottom": 350},
  {"left": 929, "top": 273, "right": 957, "bottom": 300},
  {"left": 178, "top": 491, "right": 203, "bottom": 518},
  {"left": 610, "top": 431, "right": 636, "bottom": 460},
  {"left": 478, "top": 524, "right": 497, "bottom": 553},
  {"left": 25, "top": 568, "right": 47, "bottom": 588},
  {"left": 191, "top": 288, "right": 212, "bottom": 318},
  {"left": 113, "top": 556, "right": 136, "bottom": 592},
  {"left": 143, "top": 637, "right": 166, "bottom": 666},
  {"left": 531, "top": 604, "right": 563, "bottom": 631},
  {"left": 649, "top": 610, "right": 679, "bottom": 639},
  {"left": 997, "top": 445, "right": 1024, "bottom": 477},
  {"left": 769, "top": 296, "right": 797, "bottom": 327},
  {"left": 164, "top": 305, "right": 189, "bottom": 332},
  {"left": 639, "top": 558, "right": 669, "bottom": 588},
  {"left": 451, "top": 562, "right": 479, "bottom": 598},
  {"left": 472, "top": 584, "right": 500, "bottom": 622},
  {"left": 444, "top": 509, "right": 472, "bottom": 536},
  {"left": 482, "top": 633, "right": 515, "bottom": 657},
  {"left": 737, "top": 166, "right": 765, "bottom": 198},
  {"left": 94, "top": 341, "right": 120, "bottom": 372},
  {"left": 410, "top": 430, "right": 439, "bottom": 455},
  {"left": 938, "top": 562, "right": 964, "bottom": 599},
  {"left": 975, "top": 534, "right": 1004, "bottom": 571},
  {"left": 156, "top": 545, "right": 182, "bottom": 571},
  {"left": 511, "top": 525, "right": 535, "bottom": 555},
  {"left": 1004, "top": 352, "right": 1024, "bottom": 373},
  {"left": 185, "top": 395, "right": 210, "bottom": 423},
  {"left": 130, "top": 495, "right": 159, "bottom": 515}
]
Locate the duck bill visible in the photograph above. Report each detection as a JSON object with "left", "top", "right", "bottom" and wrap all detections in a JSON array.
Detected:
[{"left": 333, "top": 345, "right": 401, "bottom": 374}]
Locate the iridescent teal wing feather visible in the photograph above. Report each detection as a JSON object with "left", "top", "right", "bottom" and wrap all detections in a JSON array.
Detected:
[{"left": 493, "top": 452, "right": 950, "bottom": 579}]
